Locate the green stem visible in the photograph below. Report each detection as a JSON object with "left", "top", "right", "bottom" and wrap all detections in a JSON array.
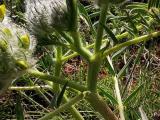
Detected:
[
  {"left": 53, "top": 47, "right": 62, "bottom": 93},
  {"left": 87, "top": 54, "right": 102, "bottom": 92},
  {"left": 69, "top": 0, "right": 92, "bottom": 61},
  {"left": 95, "top": 4, "right": 109, "bottom": 53},
  {"left": 103, "top": 31, "right": 160, "bottom": 57},
  {"left": 62, "top": 32, "right": 129, "bottom": 62},
  {"left": 62, "top": 18, "right": 154, "bottom": 62},
  {"left": 86, "top": 54, "right": 118, "bottom": 119},
  {"left": 39, "top": 93, "right": 84, "bottom": 120},
  {"left": 69, "top": 0, "right": 78, "bottom": 31},
  {"left": 54, "top": 47, "right": 84, "bottom": 120},
  {"left": 27, "top": 69, "right": 87, "bottom": 92},
  {"left": 9, "top": 85, "right": 51, "bottom": 91},
  {"left": 63, "top": 95, "right": 84, "bottom": 120},
  {"left": 71, "top": 31, "right": 92, "bottom": 61},
  {"left": 86, "top": 92, "right": 118, "bottom": 120}
]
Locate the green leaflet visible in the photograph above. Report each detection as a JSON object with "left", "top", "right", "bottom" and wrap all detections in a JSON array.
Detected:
[
  {"left": 56, "top": 82, "right": 68, "bottom": 108},
  {"left": 78, "top": 3, "right": 96, "bottom": 37},
  {"left": 98, "top": 87, "right": 118, "bottom": 105},
  {"left": 123, "top": 84, "right": 144, "bottom": 105},
  {"left": 148, "top": 0, "right": 160, "bottom": 9},
  {"left": 102, "top": 23, "right": 118, "bottom": 45},
  {"left": 117, "top": 56, "right": 133, "bottom": 78}
]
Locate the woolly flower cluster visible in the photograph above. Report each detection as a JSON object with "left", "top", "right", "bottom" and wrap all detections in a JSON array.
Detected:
[
  {"left": 25, "top": 0, "right": 71, "bottom": 43},
  {"left": 0, "top": 16, "right": 36, "bottom": 94}
]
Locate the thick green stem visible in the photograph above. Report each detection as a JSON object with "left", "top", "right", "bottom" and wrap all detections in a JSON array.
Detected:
[
  {"left": 86, "top": 92, "right": 118, "bottom": 120},
  {"left": 103, "top": 31, "right": 160, "bottom": 57},
  {"left": 39, "top": 93, "right": 84, "bottom": 120},
  {"left": 27, "top": 69, "right": 87, "bottom": 92},
  {"left": 87, "top": 54, "right": 102, "bottom": 92},
  {"left": 95, "top": 4, "right": 109, "bottom": 53},
  {"left": 86, "top": 5, "right": 119, "bottom": 117},
  {"left": 86, "top": 54, "right": 118, "bottom": 119}
]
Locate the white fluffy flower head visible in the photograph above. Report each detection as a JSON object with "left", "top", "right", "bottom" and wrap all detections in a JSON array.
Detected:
[
  {"left": 0, "top": 16, "right": 36, "bottom": 94},
  {"left": 25, "top": 0, "right": 74, "bottom": 44}
]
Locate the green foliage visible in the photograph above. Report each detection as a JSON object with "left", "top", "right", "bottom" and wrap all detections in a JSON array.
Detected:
[
  {"left": 56, "top": 82, "right": 68, "bottom": 108},
  {"left": 148, "top": 0, "right": 160, "bottom": 9},
  {"left": 0, "top": 0, "right": 160, "bottom": 120},
  {"left": 123, "top": 84, "right": 144, "bottom": 105}
]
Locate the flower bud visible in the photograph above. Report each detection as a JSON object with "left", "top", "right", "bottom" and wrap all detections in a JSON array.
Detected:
[
  {"left": 2, "top": 28, "right": 12, "bottom": 37},
  {"left": 19, "top": 34, "right": 30, "bottom": 49},
  {"left": 15, "top": 60, "right": 29, "bottom": 70},
  {"left": 0, "top": 39, "right": 7, "bottom": 51},
  {"left": 0, "top": 4, "right": 6, "bottom": 22}
]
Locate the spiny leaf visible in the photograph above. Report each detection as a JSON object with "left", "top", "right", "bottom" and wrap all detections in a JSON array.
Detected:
[
  {"left": 129, "top": 8, "right": 148, "bottom": 16},
  {"left": 125, "top": 10, "right": 138, "bottom": 36},
  {"left": 122, "top": 46, "right": 144, "bottom": 97},
  {"left": 138, "top": 14, "right": 151, "bottom": 31},
  {"left": 123, "top": 84, "right": 144, "bottom": 105},
  {"left": 106, "top": 56, "right": 116, "bottom": 75},
  {"left": 150, "top": 9, "right": 160, "bottom": 24},
  {"left": 56, "top": 82, "right": 68, "bottom": 108},
  {"left": 89, "top": 11, "right": 100, "bottom": 19},
  {"left": 98, "top": 87, "right": 118, "bottom": 105},
  {"left": 101, "top": 23, "right": 118, "bottom": 45},
  {"left": 78, "top": 3, "right": 96, "bottom": 37},
  {"left": 117, "top": 56, "right": 133, "bottom": 78},
  {"left": 125, "top": 2, "right": 147, "bottom": 9},
  {"left": 121, "top": 20, "right": 136, "bottom": 37},
  {"left": 112, "top": 47, "right": 126, "bottom": 60},
  {"left": 148, "top": 0, "right": 160, "bottom": 9},
  {"left": 49, "top": 93, "right": 58, "bottom": 108}
]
